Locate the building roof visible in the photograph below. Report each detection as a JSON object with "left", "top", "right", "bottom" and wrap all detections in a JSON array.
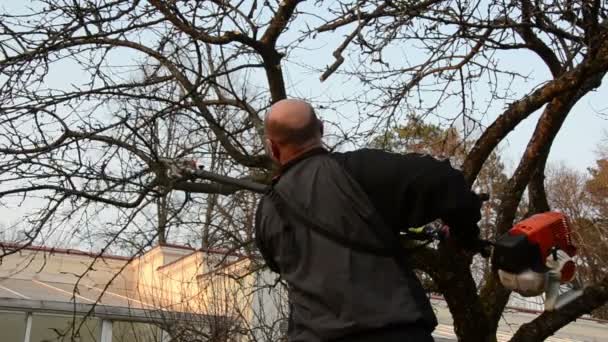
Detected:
[
  {"left": 0, "top": 242, "right": 132, "bottom": 261},
  {"left": 0, "top": 241, "right": 247, "bottom": 322}
]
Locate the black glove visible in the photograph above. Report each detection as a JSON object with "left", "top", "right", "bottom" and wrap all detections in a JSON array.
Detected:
[
  {"left": 450, "top": 224, "right": 480, "bottom": 249},
  {"left": 445, "top": 192, "right": 490, "bottom": 254},
  {"left": 449, "top": 227, "right": 492, "bottom": 258}
]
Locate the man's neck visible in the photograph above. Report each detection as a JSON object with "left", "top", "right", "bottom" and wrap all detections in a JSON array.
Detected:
[{"left": 279, "top": 143, "right": 324, "bottom": 166}]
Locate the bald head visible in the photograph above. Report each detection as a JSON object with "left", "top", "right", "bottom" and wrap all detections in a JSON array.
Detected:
[{"left": 265, "top": 99, "right": 322, "bottom": 146}]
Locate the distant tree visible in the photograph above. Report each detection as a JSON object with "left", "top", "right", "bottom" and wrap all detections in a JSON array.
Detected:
[
  {"left": 586, "top": 159, "right": 608, "bottom": 221},
  {"left": 545, "top": 159, "right": 608, "bottom": 320}
]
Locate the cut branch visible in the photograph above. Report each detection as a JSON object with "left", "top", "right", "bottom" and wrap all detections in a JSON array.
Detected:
[{"left": 175, "top": 169, "right": 267, "bottom": 195}]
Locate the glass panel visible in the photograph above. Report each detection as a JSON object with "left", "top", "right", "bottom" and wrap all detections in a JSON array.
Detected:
[
  {"left": 30, "top": 314, "right": 101, "bottom": 342},
  {"left": 112, "top": 321, "right": 163, "bottom": 342},
  {"left": 0, "top": 311, "right": 26, "bottom": 342}
]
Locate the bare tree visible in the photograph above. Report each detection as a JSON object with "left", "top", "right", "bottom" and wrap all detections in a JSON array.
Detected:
[{"left": 2, "top": 1, "right": 608, "bottom": 341}]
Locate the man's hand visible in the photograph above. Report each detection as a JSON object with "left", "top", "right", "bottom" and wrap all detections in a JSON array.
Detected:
[
  {"left": 443, "top": 192, "right": 491, "bottom": 257},
  {"left": 449, "top": 229, "right": 492, "bottom": 258}
]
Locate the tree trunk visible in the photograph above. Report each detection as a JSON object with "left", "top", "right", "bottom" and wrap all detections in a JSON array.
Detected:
[
  {"left": 157, "top": 193, "right": 168, "bottom": 244},
  {"left": 436, "top": 244, "right": 493, "bottom": 341}
]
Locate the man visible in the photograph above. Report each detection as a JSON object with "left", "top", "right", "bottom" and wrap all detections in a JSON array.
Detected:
[{"left": 255, "top": 99, "right": 483, "bottom": 342}]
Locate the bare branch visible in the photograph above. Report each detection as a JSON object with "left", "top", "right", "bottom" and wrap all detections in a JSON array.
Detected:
[{"left": 510, "top": 277, "right": 608, "bottom": 341}]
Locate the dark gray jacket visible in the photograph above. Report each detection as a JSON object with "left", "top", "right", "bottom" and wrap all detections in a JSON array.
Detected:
[{"left": 255, "top": 148, "right": 482, "bottom": 341}]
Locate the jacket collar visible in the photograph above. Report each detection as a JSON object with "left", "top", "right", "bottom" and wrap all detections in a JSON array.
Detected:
[{"left": 272, "top": 147, "right": 328, "bottom": 182}]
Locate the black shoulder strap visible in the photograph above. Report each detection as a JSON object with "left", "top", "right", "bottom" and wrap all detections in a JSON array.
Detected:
[{"left": 266, "top": 188, "right": 394, "bottom": 257}]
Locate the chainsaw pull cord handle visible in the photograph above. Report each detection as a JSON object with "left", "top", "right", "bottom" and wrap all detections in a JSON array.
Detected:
[{"left": 550, "top": 246, "right": 559, "bottom": 261}]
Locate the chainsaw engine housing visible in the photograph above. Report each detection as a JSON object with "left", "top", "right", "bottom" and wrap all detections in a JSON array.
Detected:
[
  {"left": 493, "top": 233, "right": 544, "bottom": 274},
  {"left": 493, "top": 212, "right": 577, "bottom": 282}
]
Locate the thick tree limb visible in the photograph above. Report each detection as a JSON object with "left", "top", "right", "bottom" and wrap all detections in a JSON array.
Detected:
[
  {"left": 527, "top": 149, "right": 551, "bottom": 216},
  {"left": 260, "top": 0, "right": 303, "bottom": 47},
  {"left": 518, "top": 0, "right": 563, "bottom": 77},
  {"left": 400, "top": 239, "right": 493, "bottom": 341},
  {"left": 257, "top": 0, "right": 305, "bottom": 103},
  {"left": 462, "top": 45, "right": 608, "bottom": 184},
  {"left": 435, "top": 244, "right": 491, "bottom": 341},
  {"left": 174, "top": 169, "right": 267, "bottom": 195},
  {"left": 510, "top": 276, "right": 608, "bottom": 342},
  {"left": 479, "top": 271, "right": 513, "bottom": 332},
  {"left": 173, "top": 181, "right": 244, "bottom": 195}
]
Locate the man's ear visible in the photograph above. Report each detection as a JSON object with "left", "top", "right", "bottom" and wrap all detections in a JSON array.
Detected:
[{"left": 266, "top": 138, "right": 280, "bottom": 162}]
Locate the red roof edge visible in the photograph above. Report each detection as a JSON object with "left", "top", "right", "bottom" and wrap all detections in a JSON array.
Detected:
[
  {"left": 0, "top": 242, "right": 132, "bottom": 261},
  {"left": 157, "top": 242, "right": 197, "bottom": 251}
]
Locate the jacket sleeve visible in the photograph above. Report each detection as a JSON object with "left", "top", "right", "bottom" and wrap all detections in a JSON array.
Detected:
[
  {"left": 400, "top": 153, "right": 482, "bottom": 247},
  {"left": 335, "top": 149, "right": 482, "bottom": 247},
  {"left": 254, "top": 198, "right": 281, "bottom": 273}
]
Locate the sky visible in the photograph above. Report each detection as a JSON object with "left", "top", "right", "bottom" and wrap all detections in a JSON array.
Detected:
[{"left": 0, "top": 0, "right": 606, "bottom": 174}]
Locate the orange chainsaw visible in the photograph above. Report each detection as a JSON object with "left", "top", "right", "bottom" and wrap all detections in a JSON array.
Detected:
[
  {"left": 492, "top": 211, "right": 581, "bottom": 311},
  {"left": 404, "top": 211, "right": 581, "bottom": 311}
]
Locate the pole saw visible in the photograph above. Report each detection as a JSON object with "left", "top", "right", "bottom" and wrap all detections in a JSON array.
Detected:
[{"left": 166, "top": 159, "right": 582, "bottom": 312}]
